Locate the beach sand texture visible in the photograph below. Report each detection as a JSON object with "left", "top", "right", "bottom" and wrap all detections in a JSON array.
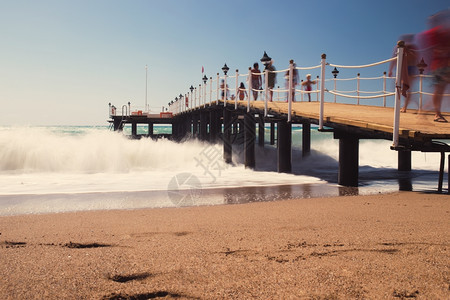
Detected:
[{"left": 0, "top": 191, "right": 449, "bottom": 299}]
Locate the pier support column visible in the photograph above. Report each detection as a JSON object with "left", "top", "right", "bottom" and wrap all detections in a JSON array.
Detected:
[
  {"left": 148, "top": 123, "right": 153, "bottom": 138},
  {"left": 131, "top": 122, "right": 137, "bottom": 138},
  {"left": 302, "top": 121, "right": 311, "bottom": 157},
  {"left": 200, "top": 112, "right": 208, "bottom": 141},
  {"left": 113, "top": 119, "right": 123, "bottom": 132},
  {"left": 210, "top": 110, "right": 218, "bottom": 143},
  {"left": 244, "top": 113, "right": 256, "bottom": 169},
  {"left": 223, "top": 108, "right": 232, "bottom": 164},
  {"left": 398, "top": 150, "right": 411, "bottom": 171},
  {"left": 277, "top": 120, "right": 292, "bottom": 173},
  {"left": 337, "top": 134, "right": 359, "bottom": 187},
  {"left": 258, "top": 117, "right": 265, "bottom": 147},
  {"left": 270, "top": 122, "right": 275, "bottom": 145}
]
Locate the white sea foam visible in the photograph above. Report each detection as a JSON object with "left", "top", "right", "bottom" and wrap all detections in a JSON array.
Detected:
[{"left": 0, "top": 126, "right": 446, "bottom": 215}]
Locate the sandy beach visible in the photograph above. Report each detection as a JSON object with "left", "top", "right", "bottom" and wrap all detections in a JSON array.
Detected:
[{"left": 0, "top": 191, "right": 449, "bottom": 299}]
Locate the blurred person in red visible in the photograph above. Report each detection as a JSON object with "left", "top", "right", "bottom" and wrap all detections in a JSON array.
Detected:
[
  {"left": 388, "top": 34, "right": 418, "bottom": 113},
  {"left": 420, "top": 9, "right": 450, "bottom": 122}
]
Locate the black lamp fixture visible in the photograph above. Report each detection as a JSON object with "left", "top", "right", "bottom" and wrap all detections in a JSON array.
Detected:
[
  {"left": 202, "top": 74, "right": 208, "bottom": 84},
  {"left": 332, "top": 67, "right": 339, "bottom": 78},
  {"left": 190, "top": 85, "right": 194, "bottom": 93},
  {"left": 179, "top": 93, "right": 183, "bottom": 99},
  {"left": 417, "top": 58, "right": 427, "bottom": 75},
  {"left": 260, "top": 51, "right": 272, "bottom": 67},
  {"left": 222, "top": 63, "right": 230, "bottom": 75}
]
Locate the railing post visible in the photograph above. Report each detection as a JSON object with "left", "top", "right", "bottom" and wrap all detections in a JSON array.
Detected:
[
  {"left": 209, "top": 77, "right": 213, "bottom": 105},
  {"left": 235, "top": 69, "right": 239, "bottom": 110},
  {"left": 383, "top": 72, "right": 387, "bottom": 107},
  {"left": 194, "top": 87, "right": 197, "bottom": 108},
  {"left": 224, "top": 73, "right": 228, "bottom": 102},
  {"left": 319, "top": 54, "right": 326, "bottom": 130},
  {"left": 288, "top": 59, "right": 294, "bottom": 122},
  {"left": 393, "top": 41, "right": 405, "bottom": 148},
  {"left": 334, "top": 77, "right": 337, "bottom": 103},
  {"left": 300, "top": 80, "right": 304, "bottom": 102},
  {"left": 357, "top": 73, "right": 360, "bottom": 105},
  {"left": 216, "top": 73, "right": 220, "bottom": 104},
  {"left": 316, "top": 76, "right": 320, "bottom": 102},
  {"left": 199, "top": 84, "right": 202, "bottom": 106},
  {"left": 264, "top": 68, "right": 269, "bottom": 116},
  {"left": 247, "top": 67, "right": 252, "bottom": 111}
]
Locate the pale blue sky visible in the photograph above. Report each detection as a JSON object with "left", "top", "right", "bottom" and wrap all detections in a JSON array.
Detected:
[{"left": 0, "top": 0, "right": 448, "bottom": 125}]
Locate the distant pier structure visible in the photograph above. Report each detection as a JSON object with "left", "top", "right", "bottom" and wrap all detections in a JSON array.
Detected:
[{"left": 108, "top": 46, "right": 450, "bottom": 192}]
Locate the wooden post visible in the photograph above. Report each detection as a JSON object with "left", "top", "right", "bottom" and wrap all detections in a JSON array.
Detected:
[
  {"left": 270, "top": 122, "right": 275, "bottom": 145},
  {"left": 438, "top": 152, "right": 445, "bottom": 193},
  {"left": 398, "top": 150, "right": 411, "bottom": 171},
  {"left": 131, "top": 122, "right": 137, "bottom": 138},
  {"left": 244, "top": 113, "right": 256, "bottom": 169},
  {"left": 338, "top": 134, "right": 359, "bottom": 187},
  {"left": 200, "top": 112, "right": 208, "bottom": 141},
  {"left": 258, "top": 117, "right": 265, "bottom": 147},
  {"left": 192, "top": 114, "right": 198, "bottom": 137},
  {"left": 277, "top": 120, "right": 292, "bottom": 173},
  {"left": 223, "top": 108, "right": 232, "bottom": 164},
  {"left": 148, "top": 123, "right": 153, "bottom": 138},
  {"left": 302, "top": 121, "right": 311, "bottom": 157},
  {"left": 210, "top": 109, "right": 218, "bottom": 142}
]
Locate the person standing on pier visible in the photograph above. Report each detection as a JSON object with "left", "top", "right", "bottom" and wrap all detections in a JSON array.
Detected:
[
  {"left": 251, "top": 63, "right": 262, "bottom": 100},
  {"left": 419, "top": 10, "right": 450, "bottom": 122},
  {"left": 266, "top": 60, "right": 276, "bottom": 102},
  {"left": 237, "top": 82, "right": 248, "bottom": 100},
  {"left": 302, "top": 74, "right": 316, "bottom": 102},
  {"left": 388, "top": 34, "right": 418, "bottom": 113}
]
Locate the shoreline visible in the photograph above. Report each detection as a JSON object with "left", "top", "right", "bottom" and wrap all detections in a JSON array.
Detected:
[{"left": 1, "top": 191, "right": 449, "bottom": 299}]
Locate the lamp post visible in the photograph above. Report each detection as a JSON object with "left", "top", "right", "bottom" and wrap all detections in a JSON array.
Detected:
[
  {"left": 260, "top": 51, "right": 271, "bottom": 115},
  {"left": 190, "top": 85, "right": 194, "bottom": 109},
  {"left": 222, "top": 63, "right": 229, "bottom": 101},
  {"left": 332, "top": 67, "right": 339, "bottom": 103},
  {"left": 417, "top": 58, "right": 428, "bottom": 110},
  {"left": 202, "top": 75, "right": 208, "bottom": 105},
  {"left": 179, "top": 94, "right": 184, "bottom": 112}
]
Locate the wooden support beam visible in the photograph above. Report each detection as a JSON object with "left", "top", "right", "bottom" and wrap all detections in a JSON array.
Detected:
[
  {"left": 277, "top": 120, "right": 292, "bottom": 173},
  {"left": 270, "top": 122, "right": 275, "bottom": 145},
  {"left": 223, "top": 108, "right": 232, "bottom": 164},
  {"left": 258, "top": 117, "right": 265, "bottom": 147},
  {"left": 338, "top": 135, "right": 359, "bottom": 187},
  {"left": 302, "top": 121, "right": 311, "bottom": 157},
  {"left": 398, "top": 150, "right": 411, "bottom": 172},
  {"left": 244, "top": 113, "right": 256, "bottom": 169}
]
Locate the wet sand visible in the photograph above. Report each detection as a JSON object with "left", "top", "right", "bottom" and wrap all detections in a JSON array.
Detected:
[{"left": 0, "top": 191, "right": 449, "bottom": 299}]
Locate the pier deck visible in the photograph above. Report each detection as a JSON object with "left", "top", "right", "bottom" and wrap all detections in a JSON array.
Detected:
[{"left": 226, "top": 100, "right": 450, "bottom": 142}]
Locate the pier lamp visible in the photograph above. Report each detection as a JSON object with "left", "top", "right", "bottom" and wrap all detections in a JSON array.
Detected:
[
  {"left": 222, "top": 63, "right": 229, "bottom": 75},
  {"left": 260, "top": 51, "right": 272, "bottom": 67},
  {"left": 332, "top": 67, "right": 339, "bottom": 78},
  {"left": 179, "top": 93, "right": 183, "bottom": 99},
  {"left": 417, "top": 58, "right": 427, "bottom": 75},
  {"left": 190, "top": 85, "right": 194, "bottom": 93},
  {"left": 202, "top": 75, "right": 208, "bottom": 84}
]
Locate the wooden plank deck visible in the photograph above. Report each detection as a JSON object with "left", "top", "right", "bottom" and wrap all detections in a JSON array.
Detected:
[{"left": 228, "top": 101, "right": 450, "bottom": 141}]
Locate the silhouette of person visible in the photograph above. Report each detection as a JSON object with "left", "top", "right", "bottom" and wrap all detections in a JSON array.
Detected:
[
  {"left": 388, "top": 34, "right": 419, "bottom": 113},
  {"left": 237, "top": 82, "right": 248, "bottom": 100},
  {"left": 419, "top": 10, "right": 450, "bottom": 122},
  {"left": 265, "top": 60, "right": 276, "bottom": 102},
  {"left": 301, "top": 74, "right": 316, "bottom": 102},
  {"left": 251, "top": 63, "right": 262, "bottom": 100}
]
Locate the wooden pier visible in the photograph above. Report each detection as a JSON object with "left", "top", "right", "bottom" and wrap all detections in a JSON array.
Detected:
[{"left": 109, "top": 100, "right": 450, "bottom": 191}]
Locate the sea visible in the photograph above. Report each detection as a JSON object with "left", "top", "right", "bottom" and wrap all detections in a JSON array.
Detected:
[{"left": 0, "top": 125, "right": 447, "bottom": 216}]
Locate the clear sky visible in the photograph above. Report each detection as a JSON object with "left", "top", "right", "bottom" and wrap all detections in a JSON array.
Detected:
[{"left": 1, "top": 0, "right": 448, "bottom": 125}]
